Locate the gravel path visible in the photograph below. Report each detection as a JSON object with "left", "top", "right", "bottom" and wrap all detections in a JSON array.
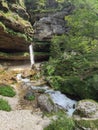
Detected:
[
  {"left": 0, "top": 110, "right": 50, "bottom": 130},
  {"left": 0, "top": 84, "right": 51, "bottom": 130},
  {"left": 0, "top": 63, "right": 51, "bottom": 130}
]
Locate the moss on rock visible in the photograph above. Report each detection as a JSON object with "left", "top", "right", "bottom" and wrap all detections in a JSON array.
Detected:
[
  {"left": 74, "top": 118, "right": 98, "bottom": 130},
  {"left": 73, "top": 99, "right": 98, "bottom": 130}
]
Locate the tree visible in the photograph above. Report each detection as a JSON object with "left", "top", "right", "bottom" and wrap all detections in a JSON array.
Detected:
[{"left": 43, "top": 0, "right": 98, "bottom": 100}]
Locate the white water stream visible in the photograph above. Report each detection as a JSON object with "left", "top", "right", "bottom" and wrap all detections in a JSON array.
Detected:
[
  {"left": 16, "top": 73, "right": 30, "bottom": 83},
  {"left": 17, "top": 44, "right": 77, "bottom": 116},
  {"left": 17, "top": 73, "right": 77, "bottom": 116},
  {"left": 45, "top": 90, "right": 76, "bottom": 116}
]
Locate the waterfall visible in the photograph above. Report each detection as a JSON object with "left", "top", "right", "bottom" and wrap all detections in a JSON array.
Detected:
[{"left": 29, "top": 44, "right": 35, "bottom": 67}]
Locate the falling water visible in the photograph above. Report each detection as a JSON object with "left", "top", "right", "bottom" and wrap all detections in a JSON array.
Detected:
[{"left": 29, "top": 44, "right": 35, "bottom": 67}]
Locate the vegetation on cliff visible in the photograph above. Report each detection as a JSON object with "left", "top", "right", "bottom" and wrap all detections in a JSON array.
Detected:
[
  {"left": 42, "top": 0, "right": 98, "bottom": 100},
  {"left": 25, "top": 0, "right": 70, "bottom": 12}
]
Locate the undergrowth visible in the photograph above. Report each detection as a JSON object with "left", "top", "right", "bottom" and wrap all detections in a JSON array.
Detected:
[
  {"left": 0, "top": 85, "right": 16, "bottom": 97},
  {"left": 0, "top": 98, "right": 11, "bottom": 111}
]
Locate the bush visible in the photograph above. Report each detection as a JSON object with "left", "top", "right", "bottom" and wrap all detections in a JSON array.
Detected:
[
  {"left": 44, "top": 113, "right": 75, "bottom": 130},
  {"left": 0, "top": 85, "right": 16, "bottom": 97},
  {"left": 26, "top": 95, "right": 35, "bottom": 101},
  {"left": 42, "top": 46, "right": 98, "bottom": 100},
  {"left": 0, "top": 98, "right": 11, "bottom": 111}
]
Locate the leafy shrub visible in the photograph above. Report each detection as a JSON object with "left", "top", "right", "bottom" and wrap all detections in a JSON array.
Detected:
[
  {"left": 0, "top": 85, "right": 16, "bottom": 97},
  {"left": 26, "top": 95, "right": 35, "bottom": 101},
  {"left": 42, "top": 47, "right": 98, "bottom": 100},
  {"left": 42, "top": 0, "right": 98, "bottom": 100},
  {"left": 0, "top": 98, "right": 11, "bottom": 111},
  {"left": 44, "top": 113, "right": 75, "bottom": 130}
]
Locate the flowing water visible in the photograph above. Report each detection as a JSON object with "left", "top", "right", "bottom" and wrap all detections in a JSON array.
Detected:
[
  {"left": 45, "top": 90, "right": 76, "bottom": 116},
  {"left": 17, "top": 44, "right": 77, "bottom": 116},
  {"left": 29, "top": 44, "right": 35, "bottom": 67},
  {"left": 16, "top": 74, "right": 77, "bottom": 116}
]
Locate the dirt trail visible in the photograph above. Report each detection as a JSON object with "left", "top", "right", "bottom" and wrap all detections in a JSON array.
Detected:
[
  {"left": 0, "top": 62, "right": 51, "bottom": 130},
  {"left": 0, "top": 110, "right": 50, "bottom": 130}
]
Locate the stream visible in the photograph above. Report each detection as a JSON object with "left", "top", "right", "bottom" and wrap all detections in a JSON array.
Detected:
[
  {"left": 17, "top": 73, "right": 77, "bottom": 116},
  {"left": 16, "top": 44, "right": 77, "bottom": 116}
]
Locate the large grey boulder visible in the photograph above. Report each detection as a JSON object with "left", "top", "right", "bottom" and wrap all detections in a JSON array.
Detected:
[
  {"left": 73, "top": 100, "right": 98, "bottom": 130},
  {"left": 73, "top": 100, "right": 98, "bottom": 118},
  {"left": 38, "top": 94, "right": 58, "bottom": 112}
]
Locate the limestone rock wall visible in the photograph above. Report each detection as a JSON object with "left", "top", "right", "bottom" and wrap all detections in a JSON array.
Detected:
[
  {"left": 0, "top": 0, "right": 33, "bottom": 53},
  {"left": 0, "top": 0, "right": 73, "bottom": 61}
]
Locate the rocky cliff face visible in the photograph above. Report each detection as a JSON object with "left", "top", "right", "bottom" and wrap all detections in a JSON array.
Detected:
[
  {"left": 33, "top": 7, "right": 72, "bottom": 41},
  {"left": 0, "top": 0, "right": 72, "bottom": 61},
  {"left": 0, "top": 0, "right": 33, "bottom": 52},
  {"left": 25, "top": 0, "right": 73, "bottom": 41}
]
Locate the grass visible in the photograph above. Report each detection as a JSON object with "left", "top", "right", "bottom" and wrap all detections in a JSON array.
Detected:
[
  {"left": 44, "top": 113, "right": 75, "bottom": 130},
  {"left": 74, "top": 118, "right": 98, "bottom": 129},
  {"left": 26, "top": 95, "right": 35, "bottom": 101},
  {"left": 0, "top": 98, "right": 11, "bottom": 111},
  {"left": 0, "top": 85, "right": 16, "bottom": 97},
  {"left": 0, "top": 51, "right": 50, "bottom": 58}
]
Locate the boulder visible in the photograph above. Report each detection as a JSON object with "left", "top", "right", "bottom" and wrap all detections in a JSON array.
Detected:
[
  {"left": 73, "top": 100, "right": 98, "bottom": 130},
  {"left": 38, "top": 94, "right": 58, "bottom": 112},
  {"left": 74, "top": 100, "right": 98, "bottom": 118}
]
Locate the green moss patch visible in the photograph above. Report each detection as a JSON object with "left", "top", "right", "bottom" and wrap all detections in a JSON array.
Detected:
[
  {"left": 0, "top": 98, "right": 11, "bottom": 111},
  {"left": 44, "top": 113, "right": 75, "bottom": 130},
  {"left": 26, "top": 95, "right": 35, "bottom": 101},
  {"left": 0, "top": 85, "right": 16, "bottom": 97},
  {"left": 75, "top": 118, "right": 98, "bottom": 129}
]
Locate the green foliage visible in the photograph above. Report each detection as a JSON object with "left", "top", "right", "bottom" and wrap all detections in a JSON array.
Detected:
[
  {"left": 44, "top": 113, "right": 75, "bottom": 130},
  {"left": 26, "top": 95, "right": 35, "bottom": 101},
  {"left": 43, "top": 48, "right": 98, "bottom": 99},
  {"left": 51, "top": 35, "right": 97, "bottom": 57},
  {"left": 0, "top": 22, "right": 6, "bottom": 30},
  {"left": 6, "top": 28, "right": 28, "bottom": 41},
  {"left": 25, "top": 0, "right": 70, "bottom": 12},
  {"left": 42, "top": 0, "right": 98, "bottom": 100},
  {"left": 0, "top": 98, "right": 11, "bottom": 111},
  {"left": 0, "top": 85, "right": 16, "bottom": 97},
  {"left": 65, "top": 0, "right": 98, "bottom": 38},
  {"left": 75, "top": 118, "right": 98, "bottom": 129}
]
